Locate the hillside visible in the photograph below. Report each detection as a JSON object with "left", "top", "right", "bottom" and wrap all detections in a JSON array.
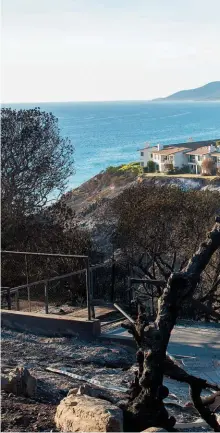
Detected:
[
  {"left": 63, "top": 166, "right": 220, "bottom": 256},
  {"left": 153, "top": 81, "right": 220, "bottom": 102}
]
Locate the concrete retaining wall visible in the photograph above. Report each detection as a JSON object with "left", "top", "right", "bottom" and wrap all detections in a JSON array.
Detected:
[{"left": 1, "top": 310, "right": 100, "bottom": 339}]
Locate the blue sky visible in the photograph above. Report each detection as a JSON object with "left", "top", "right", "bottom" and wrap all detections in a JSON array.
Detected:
[{"left": 2, "top": 0, "right": 220, "bottom": 103}]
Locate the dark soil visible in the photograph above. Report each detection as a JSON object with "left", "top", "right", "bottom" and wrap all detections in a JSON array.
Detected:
[{"left": 1, "top": 392, "right": 58, "bottom": 432}]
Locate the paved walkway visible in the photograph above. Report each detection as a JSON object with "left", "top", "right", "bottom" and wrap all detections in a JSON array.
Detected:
[{"left": 101, "top": 324, "right": 220, "bottom": 388}]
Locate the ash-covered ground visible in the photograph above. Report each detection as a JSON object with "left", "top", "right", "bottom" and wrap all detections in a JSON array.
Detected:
[{"left": 1, "top": 327, "right": 217, "bottom": 432}]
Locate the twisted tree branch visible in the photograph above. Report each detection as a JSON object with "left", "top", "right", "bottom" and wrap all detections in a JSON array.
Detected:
[{"left": 123, "top": 219, "right": 220, "bottom": 432}]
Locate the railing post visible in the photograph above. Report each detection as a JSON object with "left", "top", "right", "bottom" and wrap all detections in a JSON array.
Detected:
[
  {"left": 7, "top": 288, "right": 11, "bottom": 310},
  {"left": 44, "top": 282, "right": 49, "bottom": 314},
  {"left": 111, "top": 245, "right": 115, "bottom": 302},
  {"left": 25, "top": 254, "right": 31, "bottom": 312},
  {"left": 90, "top": 268, "right": 95, "bottom": 319},
  {"left": 15, "top": 290, "right": 20, "bottom": 311},
  {"left": 128, "top": 277, "right": 132, "bottom": 312},
  {"left": 86, "top": 258, "right": 91, "bottom": 321},
  {"left": 27, "top": 286, "right": 31, "bottom": 312}
]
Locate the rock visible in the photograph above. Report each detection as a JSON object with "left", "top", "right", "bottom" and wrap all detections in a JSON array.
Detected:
[
  {"left": 76, "top": 384, "right": 103, "bottom": 398},
  {"left": 1, "top": 374, "right": 10, "bottom": 391},
  {"left": 55, "top": 394, "right": 123, "bottom": 432},
  {"left": 67, "top": 388, "right": 79, "bottom": 396},
  {"left": 1, "top": 367, "right": 37, "bottom": 397},
  {"left": 141, "top": 428, "right": 168, "bottom": 432},
  {"left": 68, "top": 384, "right": 124, "bottom": 405}
]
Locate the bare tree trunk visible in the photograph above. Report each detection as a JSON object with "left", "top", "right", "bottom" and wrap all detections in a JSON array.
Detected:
[{"left": 122, "top": 218, "right": 220, "bottom": 432}]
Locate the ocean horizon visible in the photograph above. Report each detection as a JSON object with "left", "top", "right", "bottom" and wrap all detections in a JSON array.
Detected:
[{"left": 4, "top": 101, "right": 220, "bottom": 189}]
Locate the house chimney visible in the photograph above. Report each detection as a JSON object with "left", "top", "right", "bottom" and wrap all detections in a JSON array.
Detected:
[
  {"left": 157, "top": 143, "right": 163, "bottom": 151},
  {"left": 208, "top": 144, "right": 216, "bottom": 153}
]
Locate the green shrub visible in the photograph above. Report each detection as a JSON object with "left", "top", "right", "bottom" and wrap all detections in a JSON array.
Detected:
[
  {"left": 119, "top": 162, "right": 143, "bottom": 176},
  {"left": 177, "top": 165, "right": 190, "bottom": 174},
  {"left": 105, "top": 162, "right": 143, "bottom": 177},
  {"left": 147, "top": 160, "right": 157, "bottom": 173},
  {"left": 176, "top": 165, "right": 190, "bottom": 174},
  {"left": 106, "top": 166, "right": 121, "bottom": 175}
]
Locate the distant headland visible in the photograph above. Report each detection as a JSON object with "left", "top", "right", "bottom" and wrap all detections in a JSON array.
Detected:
[{"left": 152, "top": 81, "right": 220, "bottom": 102}]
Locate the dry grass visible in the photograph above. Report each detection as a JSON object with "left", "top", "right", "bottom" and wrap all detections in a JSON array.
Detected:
[{"left": 143, "top": 173, "right": 218, "bottom": 180}]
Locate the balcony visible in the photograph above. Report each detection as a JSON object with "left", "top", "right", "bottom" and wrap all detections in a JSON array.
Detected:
[{"left": 161, "top": 156, "right": 174, "bottom": 163}]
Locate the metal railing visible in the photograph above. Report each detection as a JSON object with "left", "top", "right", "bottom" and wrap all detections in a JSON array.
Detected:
[
  {"left": 126, "top": 277, "right": 166, "bottom": 316},
  {"left": 1, "top": 250, "right": 92, "bottom": 320},
  {"left": 1, "top": 250, "right": 109, "bottom": 320}
]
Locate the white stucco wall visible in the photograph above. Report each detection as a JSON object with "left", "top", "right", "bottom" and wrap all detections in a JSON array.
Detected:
[
  {"left": 173, "top": 152, "right": 188, "bottom": 168},
  {"left": 140, "top": 148, "right": 156, "bottom": 167},
  {"left": 144, "top": 150, "right": 189, "bottom": 171}
]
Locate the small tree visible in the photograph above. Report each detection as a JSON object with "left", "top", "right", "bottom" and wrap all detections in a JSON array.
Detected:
[
  {"left": 1, "top": 107, "right": 75, "bottom": 217},
  {"left": 122, "top": 219, "right": 220, "bottom": 432},
  {"left": 110, "top": 183, "right": 220, "bottom": 306},
  {"left": 1, "top": 108, "right": 91, "bottom": 296},
  {"left": 201, "top": 157, "right": 216, "bottom": 175}
]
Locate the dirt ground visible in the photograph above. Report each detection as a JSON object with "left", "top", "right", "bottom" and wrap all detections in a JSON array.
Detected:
[
  {"left": 1, "top": 327, "right": 217, "bottom": 432},
  {"left": 1, "top": 392, "right": 58, "bottom": 432},
  {"left": 1, "top": 328, "right": 135, "bottom": 432}
]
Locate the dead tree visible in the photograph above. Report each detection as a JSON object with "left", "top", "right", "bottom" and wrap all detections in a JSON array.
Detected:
[{"left": 122, "top": 218, "right": 220, "bottom": 432}]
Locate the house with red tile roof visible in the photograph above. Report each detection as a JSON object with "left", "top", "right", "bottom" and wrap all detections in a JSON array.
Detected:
[{"left": 139, "top": 139, "right": 220, "bottom": 174}]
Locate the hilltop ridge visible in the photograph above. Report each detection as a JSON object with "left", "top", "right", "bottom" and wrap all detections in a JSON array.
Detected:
[{"left": 153, "top": 81, "right": 220, "bottom": 102}]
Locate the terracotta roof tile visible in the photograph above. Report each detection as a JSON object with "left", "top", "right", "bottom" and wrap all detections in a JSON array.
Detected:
[
  {"left": 185, "top": 146, "right": 211, "bottom": 156},
  {"left": 211, "top": 152, "right": 220, "bottom": 157},
  {"left": 152, "top": 147, "right": 189, "bottom": 156},
  {"left": 139, "top": 139, "right": 220, "bottom": 153}
]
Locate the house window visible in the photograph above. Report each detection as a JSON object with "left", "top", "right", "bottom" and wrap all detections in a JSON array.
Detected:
[
  {"left": 141, "top": 151, "right": 144, "bottom": 156},
  {"left": 197, "top": 155, "right": 201, "bottom": 161},
  {"left": 189, "top": 155, "right": 196, "bottom": 163},
  {"left": 150, "top": 154, "right": 153, "bottom": 158}
]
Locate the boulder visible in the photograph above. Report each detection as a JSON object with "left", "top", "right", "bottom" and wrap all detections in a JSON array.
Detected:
[
  {"left": 55, "top": 394, "right": 123, "bottom": 432},
  {"left": 1, "top": 367, "right": 37, "bottom": 397}
]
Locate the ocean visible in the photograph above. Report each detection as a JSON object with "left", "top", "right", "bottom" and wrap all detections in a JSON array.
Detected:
[{"left": 6, "top": 101, "right": 220, "bottom": 189}]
